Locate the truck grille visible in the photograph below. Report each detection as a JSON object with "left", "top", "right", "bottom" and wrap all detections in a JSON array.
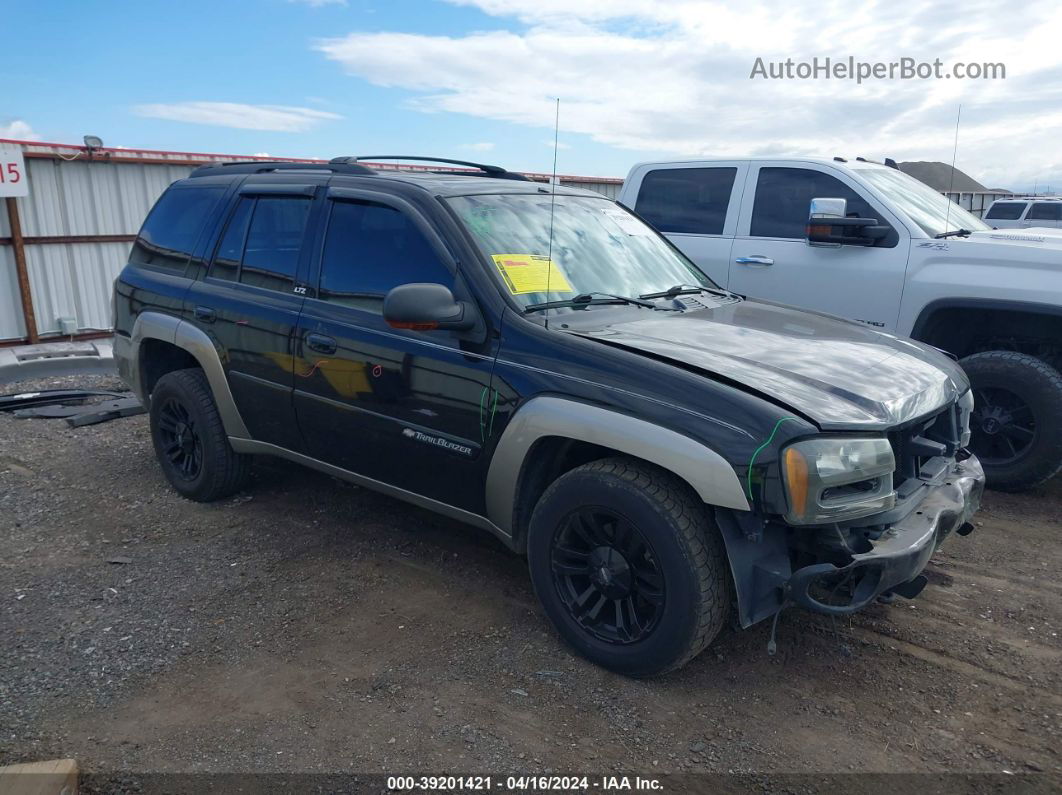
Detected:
[{"left": 887, "top": 401, "right": 965, "bottom": 488}]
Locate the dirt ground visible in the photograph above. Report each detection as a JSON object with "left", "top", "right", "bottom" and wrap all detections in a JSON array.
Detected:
[{"left": 1, "top": 375, "right": 1060, "bottom": 790}]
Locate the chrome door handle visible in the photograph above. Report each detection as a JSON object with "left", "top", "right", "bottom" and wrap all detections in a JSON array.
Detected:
[{"left": 735, "top": 255, "right": 774, "bottom": 266}]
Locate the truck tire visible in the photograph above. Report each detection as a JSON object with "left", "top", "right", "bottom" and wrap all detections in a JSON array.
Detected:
[
  {"left": 526, "top": 457, "right": 730, "bottom": 677},
  {"left": 149, "top": 368, "right": 251, "bottom": 502},
  {"left": 962, "top": 351, "right": 1062, "bottom": 492}
]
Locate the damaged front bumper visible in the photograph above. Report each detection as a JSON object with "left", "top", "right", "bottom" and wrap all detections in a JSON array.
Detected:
[{"left": 787, "top": 454, "right": 985, "bottom": 615}]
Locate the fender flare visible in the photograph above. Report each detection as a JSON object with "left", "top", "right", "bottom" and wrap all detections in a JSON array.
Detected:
[
  {"left": 484, "top": 396, "right": 750, "bottom": 535},
  {"left": 910, "top": 297, "right": 1062, "bottom": 342},
  {"left": 122, "top": 311, "right": 250, "bottom": 439}
]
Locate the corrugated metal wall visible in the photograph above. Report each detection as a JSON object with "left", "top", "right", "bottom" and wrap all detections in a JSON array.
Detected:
[
  {"left": 0, "top": 145, "right": 621, "bottom": 342},
  {"left": 0, "top": 157, "right": 196, "bottom": 340}
]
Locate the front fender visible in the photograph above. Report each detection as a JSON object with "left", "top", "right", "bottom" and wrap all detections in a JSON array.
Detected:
[{"left": 484, "top": 396, "right": 750, "bottom": 536}]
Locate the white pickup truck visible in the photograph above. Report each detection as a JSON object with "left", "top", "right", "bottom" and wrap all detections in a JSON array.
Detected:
[{"left": 619, "top": 157, "right": 1062, "bottom": 491}]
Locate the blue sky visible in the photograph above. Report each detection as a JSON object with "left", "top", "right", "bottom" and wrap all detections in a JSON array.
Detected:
[{"left": 3, "top": 0, "right": 1061, "bottom": 189}]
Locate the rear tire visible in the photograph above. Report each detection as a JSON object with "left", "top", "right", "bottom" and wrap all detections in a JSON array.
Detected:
[
  {"left": 961, "top": 351, "right": 1062, "bottom": 492},
  {"left": 527, "top": 457, "right": 730, "bottom": 677},
  {"left": 149, "top": 368, "right": 251, "bottom": 502}
]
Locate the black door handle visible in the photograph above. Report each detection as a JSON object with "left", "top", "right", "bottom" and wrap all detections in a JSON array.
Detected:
[
  {"left": 194, "top": 306, "right": 216, "bottom": 323},
  {"left": 306, "top": 333, "right": 337, "bottom": 355}
]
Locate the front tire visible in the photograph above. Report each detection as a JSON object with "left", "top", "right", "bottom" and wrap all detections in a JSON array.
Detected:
[
  {"left": 527, "top": 458, "right": 730, "bottom": 677},
  {"left": 149, "top": 368, "right": 251, "bottom": 502},
  {"left": 962, "top": 351, "right": 1062, "bottom": 492}
]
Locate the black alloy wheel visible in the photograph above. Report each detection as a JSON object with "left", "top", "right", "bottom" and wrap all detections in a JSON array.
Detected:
[
  {"left": 551, "top": 507, "right": 665, "bottom": 644},
  {"left": 970, "top": 386, "right": 1036, "bottom": 466},
  {"left": 156, "top": 397, "right": 204, "bottom": 480}
]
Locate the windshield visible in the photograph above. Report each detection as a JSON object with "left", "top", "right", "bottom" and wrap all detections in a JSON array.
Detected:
[
  {"left": 858, "top": 167, "right": 990, "bottom": 237},
  {"left": 447, "top": 193, "right": 715, "bottom": 309}
]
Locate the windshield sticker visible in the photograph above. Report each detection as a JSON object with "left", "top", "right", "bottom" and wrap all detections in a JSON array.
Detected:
[
  {"left": 492, "top": 254, "right": 574, "bottom": 295},
  {"left": 601, "top": 208, "right": 649, "bottom": 236}
]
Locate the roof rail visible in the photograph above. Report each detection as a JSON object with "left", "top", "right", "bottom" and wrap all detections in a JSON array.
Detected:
[
  {"left": 335, "top": 155, "right": 530, "bottom": 181},
  {"left": 189, "top": 161, "right": 374, "bottom": 178}
]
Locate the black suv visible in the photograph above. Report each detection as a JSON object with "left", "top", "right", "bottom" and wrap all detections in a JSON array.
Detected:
[{"left": 114, "top": 156, "right": 984, "bottom": 676}]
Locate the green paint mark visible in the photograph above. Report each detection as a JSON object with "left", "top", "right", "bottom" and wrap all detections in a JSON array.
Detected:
[
  {"left": 746, "top": 417, "right": 801, "bottom": 504},
  {"left": 488, "top": 388, "right": 499, "bottom": 437}
]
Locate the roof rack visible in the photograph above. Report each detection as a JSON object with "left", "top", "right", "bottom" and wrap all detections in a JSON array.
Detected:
[
  {"left": 190, "top": 161, "right": 374, "bottom": 178},
  {"left": 334, "top": 155, "right": 530, "bottom": 181}
]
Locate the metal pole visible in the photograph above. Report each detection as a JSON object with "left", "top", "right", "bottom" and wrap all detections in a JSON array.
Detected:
[{"left": 5, "top": 196, "right": 38, "bottom": 344}]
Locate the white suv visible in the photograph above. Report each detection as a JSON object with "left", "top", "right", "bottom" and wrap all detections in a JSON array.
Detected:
[
  {"left": 984, "top": 197, "right": 1062, "bottom": 229},
  {"left": 619, "top": 157, "right": 1062, "bottom": 492}
]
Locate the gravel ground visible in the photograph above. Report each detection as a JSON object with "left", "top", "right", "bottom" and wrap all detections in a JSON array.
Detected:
[{"left": 1, "top": 374, "right": 1060, "bottom": 791}]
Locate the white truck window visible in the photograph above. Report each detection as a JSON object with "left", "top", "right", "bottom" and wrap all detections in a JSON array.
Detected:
[
  {"left": 750, "top": 167, "right": 882, "bottom": 240},
  {"left": 1027, "top": 202, "right": 1062, "bottom": 221},
  {"left": 635, "top": 167, "right": 737, "bottom": 235},
  {"left": 985, "top": 202, "right": 1027, "bottom": 221}
]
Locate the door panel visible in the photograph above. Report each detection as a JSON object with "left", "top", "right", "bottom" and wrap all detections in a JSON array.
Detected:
[
  {"left": 728, "top": 165, "right": 909, "bottom": 332},
  {"left": 184, "top": 189, "right": 319, "bottom": 449},
  {"left": 294, "top": 193, "right": 498, "bottom": 514}
]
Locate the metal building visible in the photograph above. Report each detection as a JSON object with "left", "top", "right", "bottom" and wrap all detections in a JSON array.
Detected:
[{"left": 0, "top": 138, "right": 622, "bottom": 344}]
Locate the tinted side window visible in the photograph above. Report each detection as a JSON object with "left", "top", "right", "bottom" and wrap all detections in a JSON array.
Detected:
[
  {"left": 210, "top": 198, "right": 254, "bottom": 282},
  {"left": 985, "top": 202, "right": 1027, "bottom": 220},
  {"left": 318, "top": 200, "right": 452, "bottom": 312},
  {"left": 131, "top": 186, "right": 223, "bottom": 271},
  {"left": 239, "top": 197, "right": 312, "bottom": 292},
  {"left": 635, "top": 167, "right": 736, "bottom": 235},
  {"left": 751, "top": 167, "right": 880, "bottom": 240},
  {"left": 1027, "top": 202, "right": 1062, "bottom": 221}
]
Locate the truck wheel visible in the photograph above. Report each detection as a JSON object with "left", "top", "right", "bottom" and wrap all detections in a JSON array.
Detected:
[
  {"left": 962, "top": 351, "right": 1062, "bottom": 492},
  {"left": 149, "top": 368, "right": 251, "bottom": 502},
  {"left": 526, "top": 457, "right": 730, "bottom": 677}
]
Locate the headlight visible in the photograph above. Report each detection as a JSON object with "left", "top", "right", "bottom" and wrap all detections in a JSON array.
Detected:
[
  {"left": 958, "top": 389, "right": 974, "bottom": 448},
  {"left": 782, "top": 437, "right": 895, "bottom": 525}
]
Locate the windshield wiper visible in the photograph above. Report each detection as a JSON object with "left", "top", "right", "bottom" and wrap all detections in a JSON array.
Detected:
[
  {"left": 639, "top": 284, "right": 736, "bottom": 300},
  {"left": 934, "top": 228, "right": 972, "bottom": 239},
  {"left": 524, "top": 292, "right": 661, "bottom": 314}
]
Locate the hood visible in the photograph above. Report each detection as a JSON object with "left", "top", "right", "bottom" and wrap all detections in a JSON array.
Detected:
[{"left": 567, "top": 298, "right": 968, "bottom": 429}]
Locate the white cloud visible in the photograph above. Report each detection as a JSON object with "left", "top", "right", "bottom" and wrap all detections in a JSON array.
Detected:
[
  {"left": 0, "top": 119, "right": 41, "bottom": 141},
  {"left": 462, "top": 142, "right": 495, "bottom": 151},
  {"left": 316, "top": 0, "right": 1062, "bottom": 188},
  {"left": 133, "top": 102, "right": 342, "bottom": 132},
  {"left": 543, "top": 139, "right": 571, "bottom": 150}
]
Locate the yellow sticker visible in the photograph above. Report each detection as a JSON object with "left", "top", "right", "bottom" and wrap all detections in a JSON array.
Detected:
[{"left": 491, "top": 254, "right": 573, "bottom": 295}]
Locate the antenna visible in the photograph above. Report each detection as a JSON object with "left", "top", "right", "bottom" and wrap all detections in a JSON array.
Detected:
[
  {"left": 544, "top": 97, "right": 560, "bottom": 330},
  {"left": 943, "top": 104, "right": 961, "bottom": 234}
]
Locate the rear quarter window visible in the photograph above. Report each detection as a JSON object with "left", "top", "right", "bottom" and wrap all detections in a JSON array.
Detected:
[
  {"left": 984, "top": 202, "right": 1027, "bottom": 221},
  {"left": 130, "top": 186, "right": 224, "bottom": 272},
  {"left": 1027, "top": 202, "right": 1062, "bottom": 221},
  {"left": 634, "top": 167, "right": 737, "bottom": 235}
]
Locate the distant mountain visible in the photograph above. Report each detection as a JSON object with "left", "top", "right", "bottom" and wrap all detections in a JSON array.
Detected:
[{"left": 898, "top": 161, "right": 993, "bottom": 193}]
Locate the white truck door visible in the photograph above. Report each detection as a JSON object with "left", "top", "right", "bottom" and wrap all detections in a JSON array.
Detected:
[
  {"left": 622, "top": 162, "right": 748, "bottom": 288},
  {"left": 728, "top": 164, "right": 909, "bottom": 332}
]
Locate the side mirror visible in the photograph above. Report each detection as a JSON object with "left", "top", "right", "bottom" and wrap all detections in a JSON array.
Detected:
[
  {"left": 383, "top": 283, "right": 477, "bottom": 331},
  {"left": 806, "top": 197, "right": 889, "bottom": 247}
]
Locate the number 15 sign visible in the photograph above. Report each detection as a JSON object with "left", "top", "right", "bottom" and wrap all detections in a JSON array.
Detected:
[{"left": 0, "top": 148, "right": 29, "bottom": 197}]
